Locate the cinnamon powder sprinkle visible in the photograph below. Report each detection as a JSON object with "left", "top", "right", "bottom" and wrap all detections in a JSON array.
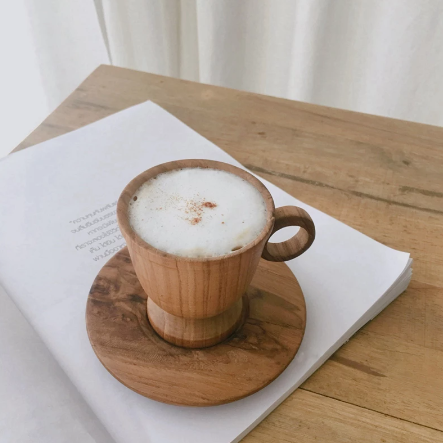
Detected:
[{"left": 183, "top": 199, "right": 217, "bottom": 225}]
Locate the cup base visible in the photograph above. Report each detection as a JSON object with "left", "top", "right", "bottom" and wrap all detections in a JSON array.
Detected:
[{"left": 147, "top": 296, "right": 248, "bottom": 348}]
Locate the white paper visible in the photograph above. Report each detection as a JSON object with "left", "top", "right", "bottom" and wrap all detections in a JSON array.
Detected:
[
  {"left": 0, "top": 284, "right": 113, "bottom": 443},
  {"left": 0, "top": 101, "right": 411, "bottom": 443}
]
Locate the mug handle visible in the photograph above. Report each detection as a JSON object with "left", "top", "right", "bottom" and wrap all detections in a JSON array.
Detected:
[{"left": 262, "top": 206, "right": 315, "bottom": 262}]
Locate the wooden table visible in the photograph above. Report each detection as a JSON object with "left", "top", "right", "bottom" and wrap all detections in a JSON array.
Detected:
[{"left": 15, "top": 65, "right": 443, "bottom": 442}]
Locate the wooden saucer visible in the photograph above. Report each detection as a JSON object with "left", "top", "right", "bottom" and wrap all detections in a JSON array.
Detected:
[{"left": 86, "top": 247, "right": 306, "bottom": 406}]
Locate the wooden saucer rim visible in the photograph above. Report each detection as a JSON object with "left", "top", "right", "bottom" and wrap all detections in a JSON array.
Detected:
[{"left": 86, "top": 248, "right": 306, "bottom": 406}]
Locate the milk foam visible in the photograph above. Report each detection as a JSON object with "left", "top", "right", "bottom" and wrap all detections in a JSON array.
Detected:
[{"left": 128, "top": 167, "right": 268, "bottom": 258}]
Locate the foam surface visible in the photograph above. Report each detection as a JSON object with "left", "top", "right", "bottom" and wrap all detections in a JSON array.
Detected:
[{"left": 128, "top": 168, "right": 268, "bottom": 257}]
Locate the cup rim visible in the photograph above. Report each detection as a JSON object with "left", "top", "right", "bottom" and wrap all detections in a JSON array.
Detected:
[{"left": 117, "top": 159, "right": 275, "bottom": 262}]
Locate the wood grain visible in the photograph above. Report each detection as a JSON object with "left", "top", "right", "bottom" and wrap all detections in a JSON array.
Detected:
[
  {"left": 86, "top": 247, "right": 306, "bottom": 406},
  {"left": 242, "top": 389, "right": 442, "bottom": 443},
  {"left": 262, "top": 206, "right": 315, "bottom": 262},
  {"left": 147, "top": 295, "right": 247, "bottom": 349},
  {"left": 16, "top": 65, "right": 443, "bottom": 441},
  {"left": 116, "top": 158, "right": 313, "bottom": 348}
]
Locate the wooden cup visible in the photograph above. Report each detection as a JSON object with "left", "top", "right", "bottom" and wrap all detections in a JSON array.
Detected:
[{"left": 117, "top": 159, "right": 315, "bottom": 348}]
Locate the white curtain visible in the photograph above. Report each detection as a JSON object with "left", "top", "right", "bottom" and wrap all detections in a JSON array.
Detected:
[{"left": 2, "top": 0, "right": 443, "bottom": 158}]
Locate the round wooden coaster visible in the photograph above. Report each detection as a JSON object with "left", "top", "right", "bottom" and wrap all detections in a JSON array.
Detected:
[{"left": 86, "top": 247, "right": 306, "bottom": 406}]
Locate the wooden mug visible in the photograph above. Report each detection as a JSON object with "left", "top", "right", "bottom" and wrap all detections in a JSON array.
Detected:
[{"left": 117, "top": 159, "right": 315, "bottom": 348}]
